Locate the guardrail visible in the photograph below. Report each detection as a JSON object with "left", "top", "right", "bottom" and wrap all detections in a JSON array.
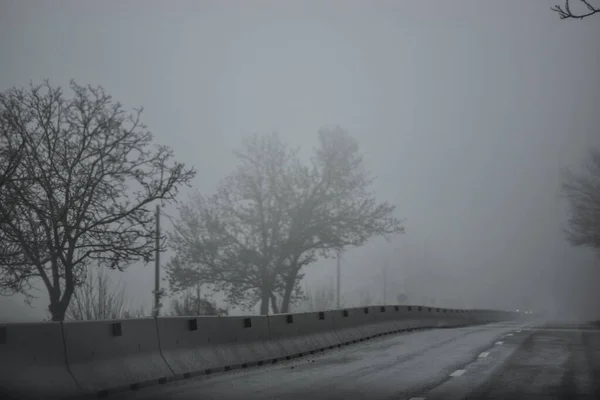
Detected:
[{"left": 0, "top": 305, "right": 524, "bottom": 399}]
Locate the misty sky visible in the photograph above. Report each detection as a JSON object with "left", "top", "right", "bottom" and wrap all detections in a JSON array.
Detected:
[{"left": 1, "top": 0, "right": 599, "bottom": 321}]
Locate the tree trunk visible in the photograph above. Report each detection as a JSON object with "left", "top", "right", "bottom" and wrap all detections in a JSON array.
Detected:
[
  {"left": 49, "top": 299, "right": 68, "bottom": 321},
  {"left": 259, "top": 289, "right": 270, "bottom": 315},
  {"left": 48, "top": 265, "right": 76, "bottom": 322},
  {"left": 270, "top": 293, "right": 279, "bottom": 314},
  {"left": 280, "top": 268, "right": 301, "bottom": 313}
]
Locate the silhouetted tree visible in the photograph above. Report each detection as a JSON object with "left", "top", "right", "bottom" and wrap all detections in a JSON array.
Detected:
[
  {"left": 551, "top": 0, "right": 599, "bottom": 19},
  {"left": 167, "top": 128, "right": 404, "bottom": 315},
  {"left": 562, "top": 148, "right": 600, "bottom": 254},
  {"left": 0, "top": 80, "right": 195, "bottom": 321},
  {"left": 0, "top": 121, "right": 25, "bottom": 192}
]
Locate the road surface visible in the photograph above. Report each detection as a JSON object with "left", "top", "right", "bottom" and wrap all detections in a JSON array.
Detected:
[{"left": 106, "top": 320, "right": 600, "bottom": 400}]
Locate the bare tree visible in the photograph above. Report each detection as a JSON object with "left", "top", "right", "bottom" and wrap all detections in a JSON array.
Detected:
[
  {"left": 167, "top": 128, "right": 404, "bottom": 315},
  {"left": 562, "top": 148, "right": 600, "bottom": 254},
  {"left": 0, "top": 124, "right": 25, "bottom": 191},
  {"left": 552, "top": 0, "right": 600, "bottom": 19},
  {"left": 166, "top": 191, "right": 283, "bottom": 314},
  {"left": 0, "top": 80, "right": 195, "bottom": 321},
  {"left": 167, "top": 133, "right": 308, "bottom": 314},
  {"left": 276, "top": 128, "right": 405, "bottom": 313},
  {"left": 65, "top": 268, "right": 128, "bottom": 321}
]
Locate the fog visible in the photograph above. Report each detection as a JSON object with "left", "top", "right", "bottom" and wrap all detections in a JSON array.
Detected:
[{"left": 1, "top": 0, "right": 599, "bottom": 322}]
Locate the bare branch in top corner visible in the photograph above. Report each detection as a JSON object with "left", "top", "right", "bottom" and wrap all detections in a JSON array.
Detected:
[{"left": 551, "top": 0, "right": 600, "bottom": 20}]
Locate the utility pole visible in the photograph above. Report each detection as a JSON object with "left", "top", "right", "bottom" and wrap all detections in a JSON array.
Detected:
[
  {"left": 383, "top": 260, "right": 387, "bottom": 305},
  {"left": 154, "top": 204, "right": 161, "bottom": 317},
  {"left": 336, "top": 250, "right": 341, "bottom": 309},
  {"left": 196, "top": 282, "right": 201, "bottom": 315}
]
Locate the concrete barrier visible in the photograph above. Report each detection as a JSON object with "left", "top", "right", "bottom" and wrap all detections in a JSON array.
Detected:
[
  {"left": 62, "top": 318, "right": 174, "bottom": 396},
  {"left": 156, "top": 316, "right": 225, "bottom": 378},
  {"left": 268, "top": 311, "right": 340, "bottom": 357},
  {"left": 400, "top": 305, "right": 439, "bottom": 330},
  {"left": 427, "top": 307, "right": 450, "bottom": 327},
  {"left": 472, "top": 310, "right": 492, "bottom": 324},
  {"left": 267, "top": 313, "right": 315, "bottom": 357},
  {"left": 0, "top": 305, "right": 521, "bottom": 399},
  {"left": 301, "top": 311, "right": 342, "bottom": 350},
  {"left": 332, "top": 307, "right": 378, "bottom": 343},
  {"left": 0, "top": 322, "right": 82, "bottom": 400},
  {"left": 212, "top": 315, "right": 280, "bottom": 367},
  {"left": 367, "top": 306, "right": 404, "bottom": 336},
  {"left": 444, "top": 309, "right": 467, "bottom": 327},
  {"left": 390, "top": 306, "right": 424, "bottom": 331}
]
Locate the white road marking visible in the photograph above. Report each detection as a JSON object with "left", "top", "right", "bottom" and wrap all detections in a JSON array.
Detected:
[
  {"left": 478, "top": 352, "right": 490, "bottom": 358},
  {"left": 517, "top": 327, "right": 600, "bottom": 333},
  {"left": 450, "top": 369, "right": 466, "bottom": 377},
  {"left": 495, "top": 341, "right": 503, "bottom": 345},
  {"left": 506, "top": 333, "right": 513, "bottom": 336},
  {"left": 516, "top": 330, "right": 521, "bottom": 333},
  {"left": 408, "top": 398, "right": 426, "bottom": 400}
]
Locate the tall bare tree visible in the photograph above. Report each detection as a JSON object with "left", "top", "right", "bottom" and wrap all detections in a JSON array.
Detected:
[
  {"left": 166, "top": 133, "right": 301, "bottom": 314},
  {"left": 0, "top": 122, "right": 26, "bottom": 272},
  {"left": 562, "top": 148, "right": 600, "bottom": 254},
  {"left": 552, "top": 0, "right": 600, "bottom": 19},
  {"left": 275, "top": 128, "right": 404, "bottom": 313},
  {"left": 167, "top": 128, "right": 404, "bottom": 315},
  {"left": 0, "top": 80, "right": 195, "bottom": 321}
]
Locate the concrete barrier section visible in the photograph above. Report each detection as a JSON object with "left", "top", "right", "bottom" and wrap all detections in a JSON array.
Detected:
[
  {"left": 212, "top": 315, "right": 281, "bottom": 366},
  {"left": 268, "top": 311, "right": 340, "bottom": 357},
  {"left": 332, "top": 307, "right": 377, "bottom": 343},
  {"left": 267, "top": 313, "right": 312, "bottom": 356},
  {"left": 429, "top": 308, "right": 451, "bottom": 327},
  {"left": 62, "top": 317, "right": 174, "bottom": 395},
  {"left": 444, "top": 309, "right": 465, "bottom": 327},
  {"left": 0, "top": 322, "right": 82, "bottom": 400},
  {"left": 300, "top": 311, "right": 341, "bottom": 350},
  {"left": 399, "top": 305, "right": 437, "bottom": 330},
  {"left": 390, "top": 306, "right": 420, "bottom": 331},
  {"left": 376, "top": 305, "right": 436, "bottom": 333},
  {"left": 156, "top": 316, "right": 225, "bottom": 377},
  {"left": 368, "top": 306, "right": 404, "bottom": 336},
  {"left": 0, "top": 304, "right": 521, "bottom": 399}
]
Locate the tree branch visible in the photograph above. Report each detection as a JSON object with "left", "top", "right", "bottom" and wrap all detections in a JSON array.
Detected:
[{"left": 552, "top": 0, "right": 600, "bottom": 19}]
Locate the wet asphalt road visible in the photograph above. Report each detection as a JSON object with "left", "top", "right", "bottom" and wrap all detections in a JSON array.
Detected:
[
  {"left": 105, "top": 321, "right": 600, "bottom": 400},
  {"left": 425, "top": 322, "right": 600, "bottom": 400}
]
